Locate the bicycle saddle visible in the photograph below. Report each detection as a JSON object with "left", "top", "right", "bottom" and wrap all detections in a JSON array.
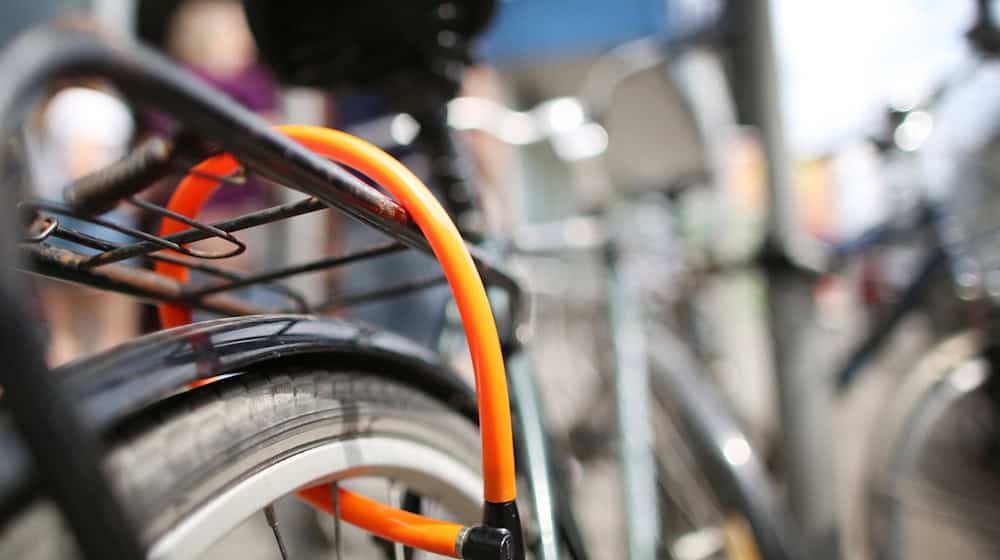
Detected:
[{"left": 242, "top": 0, "right": 496, "bottom": 89}]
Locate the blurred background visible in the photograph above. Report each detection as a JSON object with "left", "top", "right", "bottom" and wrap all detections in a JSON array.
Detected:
[{"left": 4, "top": 1, "right": 1000, "bottom": 559}]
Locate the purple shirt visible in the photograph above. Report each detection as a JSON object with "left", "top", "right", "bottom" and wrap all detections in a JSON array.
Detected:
[
  {"left": 186, "top": 62, "right": 277, "bottom": 114},
  {"left": 144, "top": 62, "right": 277, "bottom": 207}
]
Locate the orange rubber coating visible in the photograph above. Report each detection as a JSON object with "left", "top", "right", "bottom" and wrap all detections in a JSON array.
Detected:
[
  {"left": 299, "top": 485, "right": 462, "bottom": 557},
  {"left": 156, "top": 126, "right": 515, "bottom": 503},
  {"left": 277, "top": 125, "right": 516, "bottom": 503}
]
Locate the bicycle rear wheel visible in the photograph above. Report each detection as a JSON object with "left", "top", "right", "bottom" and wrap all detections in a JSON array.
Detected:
[{"left": 0, "top": 360, "right": 484, "bottom": 559}]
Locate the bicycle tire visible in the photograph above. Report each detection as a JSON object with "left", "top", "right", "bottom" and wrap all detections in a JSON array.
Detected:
[
  {"left": 865, "top": 330, "right": 1000, "bottom": 560},
  {"left": 0, "top": 360, "right": 485, "bottom": 559}
]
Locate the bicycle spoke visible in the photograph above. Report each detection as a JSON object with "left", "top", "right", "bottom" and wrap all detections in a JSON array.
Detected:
[
  {"left": 264, "top": 504, "right": 290, "bottom": 560},
  {"left": 331, "top": 482, "right": 343, "bottom": 560},
  {"left": 389, "top": 481, "right": 406, "bottom": 560}
]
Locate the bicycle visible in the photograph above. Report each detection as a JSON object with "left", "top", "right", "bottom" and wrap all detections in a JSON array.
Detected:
[{"left": 827, "top": 6, "right": 1000, "bottom": 557}]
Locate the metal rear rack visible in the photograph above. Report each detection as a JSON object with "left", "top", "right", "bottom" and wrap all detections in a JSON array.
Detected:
[
  {"left": 4, "top": 24, "right": 520, "bottom": 330},
  {"left": 20, "top": 192, "right": 441, "bottom": 317}
]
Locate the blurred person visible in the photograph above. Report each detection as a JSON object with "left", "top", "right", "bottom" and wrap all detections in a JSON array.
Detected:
[
  {"left": 135, "top": 0, "right": 283, "bottom": 329},
  {"left": 139, "top": 0, "right": 278, "bottom": 193},
  {"left": 26, "top": 84, "right": 138, "bottom": 365},
  {"left": 153, "top": 0, "right": 278, "bottom": 258},
  {"left": 147, "top": 0, "right": 278, "bottom": 123},
  {"left": 137, "top": 0, "right": 278, "bottom": 214}
]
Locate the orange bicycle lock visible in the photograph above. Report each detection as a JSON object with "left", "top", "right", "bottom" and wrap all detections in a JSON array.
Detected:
[{"left": 155, "top": 125, "right": 520, "bottom": 559}]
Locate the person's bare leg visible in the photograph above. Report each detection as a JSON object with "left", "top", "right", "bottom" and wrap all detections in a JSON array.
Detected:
[
  {"left": 39, "top": 281, "right": 82, "bottom": 367},
  {"left": 87, "top": 289, "right": 137, "bottom": 355}
]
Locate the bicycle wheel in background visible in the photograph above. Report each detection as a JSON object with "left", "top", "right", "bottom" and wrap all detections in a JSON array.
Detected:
[
  {"left": 646, "top": 322, "right": 801, "bottom": 560},
  {"left": 866, "top": 331, "right": 1000, "bottom": 560},
  {"left": 0, "top": 359, "right": 486, "bottom": 559}
]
